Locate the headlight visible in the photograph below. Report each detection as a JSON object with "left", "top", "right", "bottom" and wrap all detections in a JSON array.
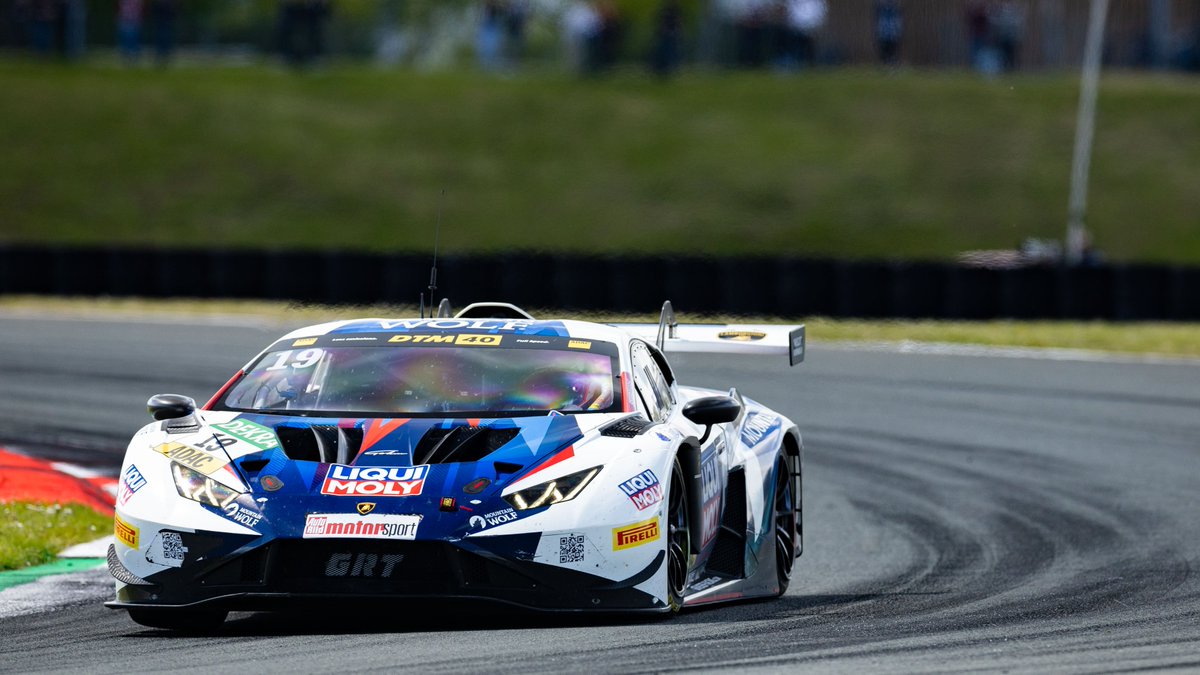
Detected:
[
  {"left": 171, "top": 463, "right": 243, "bottom": 509},
  {"left": 504, "top": 466, "right": 601, "bottom": 511}
]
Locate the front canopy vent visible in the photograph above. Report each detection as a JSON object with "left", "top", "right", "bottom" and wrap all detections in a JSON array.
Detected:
[
  {"left": 413, "top": 427, "right": 521, "bottom": 465},
  {"left": 600, "top": 415, "right": 654, "bottom": 438},
  {"left": 276, "top": 425, "right": 364, "bottom": 464}
]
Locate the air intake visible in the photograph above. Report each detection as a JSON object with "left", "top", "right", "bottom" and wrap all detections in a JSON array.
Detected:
[
  {"left": 276, "top": 425, "right": 364, "bottom": 464},
  {"left": 413, "top": 426, "right": 521, "bottom": 464},
  {"left": 600, "top": 415, "right": 654, "bottom": 438}
]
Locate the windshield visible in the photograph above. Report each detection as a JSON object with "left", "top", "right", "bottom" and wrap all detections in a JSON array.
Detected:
[{"left": 219, "top": 337, "right": 621, "bottom": 417}]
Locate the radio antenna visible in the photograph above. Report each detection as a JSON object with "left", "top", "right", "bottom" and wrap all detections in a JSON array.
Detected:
[{"left": 420, "top": 190, "right": 444, "bottom": 319}]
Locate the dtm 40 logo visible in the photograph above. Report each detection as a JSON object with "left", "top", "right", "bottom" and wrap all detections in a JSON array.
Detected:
[
  {"left": 321, "top": 465, "right": 429, "bottom": 497},
  {"left": 618, "top": 470, "right": 663, "bottom": 511}
]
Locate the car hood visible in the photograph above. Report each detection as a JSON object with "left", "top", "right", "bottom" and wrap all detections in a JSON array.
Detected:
[{"left": 174, "top": 410, "right": 628, "bottom": 541}]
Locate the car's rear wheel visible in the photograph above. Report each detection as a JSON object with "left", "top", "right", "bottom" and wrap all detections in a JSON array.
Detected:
[
  {"left": 127, "top": 608, "right": 228, "bottom": 633},
  {"left": 774, "top": 454, "right": 798, "bottom": 595},
  {"left": 666, "top": 458, "right": 690, "bottom": 611}
]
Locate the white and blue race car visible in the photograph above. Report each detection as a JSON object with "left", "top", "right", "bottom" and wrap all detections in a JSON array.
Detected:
[{"left": 106, "top": 302, "right": 805, "bottom": 630}]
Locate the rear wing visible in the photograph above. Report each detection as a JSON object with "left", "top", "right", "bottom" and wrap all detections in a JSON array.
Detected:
[{"left": 615, "top": 302, "right": 805, "bottom": 366}]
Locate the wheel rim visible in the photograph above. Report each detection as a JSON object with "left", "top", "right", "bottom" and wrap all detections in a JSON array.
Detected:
[
  {"left": 667, "top": 464, "right": 689, "bottom": 598},
  {"left": 774, "top": 457, "right": 796, "bottom": 582}
]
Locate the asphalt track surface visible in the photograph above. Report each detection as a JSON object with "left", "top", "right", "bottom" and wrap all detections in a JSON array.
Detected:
[{"left": 0, "top": 313, "right": 1198, "bottom": 673}]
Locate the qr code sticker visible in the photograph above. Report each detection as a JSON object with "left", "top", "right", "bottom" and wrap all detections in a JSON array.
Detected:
[
  {"left": 559, "top": 534, "right": 585, "bottom": 564},
  {"left": 161, "top": 532, "right": 187, "bottom": 561}
]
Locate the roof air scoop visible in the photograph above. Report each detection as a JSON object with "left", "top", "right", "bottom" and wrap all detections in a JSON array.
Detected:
[{"left": 454, "top": 302, "right": 535, "bottom": 320}]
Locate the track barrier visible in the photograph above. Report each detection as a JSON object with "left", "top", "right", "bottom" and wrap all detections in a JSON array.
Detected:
[{"left": 0, "top": 245, "right": 1196, "bottom": 320}]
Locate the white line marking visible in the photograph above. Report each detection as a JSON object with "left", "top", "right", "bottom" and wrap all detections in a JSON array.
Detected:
[
  {"left": 820, "top": 340, "right": 1200, "bottom": 366},
  {"left": 60, "top": 537, "right": 113, "bottom": 559},
  {"left": 0, "top": 568, "right": 110, "bottom": 619},
  {"left": 0, "top": 309, "right": 278, "bottom": 329}
]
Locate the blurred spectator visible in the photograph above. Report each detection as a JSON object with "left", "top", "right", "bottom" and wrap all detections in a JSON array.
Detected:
[
  {"left": 649, "top": 0, "right": 683, "bottom": 78},
  {"left": 504, "top": 0, "right": 530, "bottom": 64},
  {"left": 477, "top": 0, "right": 504, "bottom": 71},
  {"left": 63, "top": 0, "right": 85, "bottom": 59},
  {"left": 991, "top": 0, "right": 1025, "bottom": 72},
  {"left": 965, "top": 0, "right": 989, "bottom": 70},
  {"left": 149, "top": 0, "right": 178, "bottom": 65},
  {"left": 594, "top": 1, "right": 623, "bottom": 73},
  {"left": 785, "top": 0, "right": 826, "bottom": 69},
  {"left": 117, "top": 0, "right": 144, "bottom": 62},
  {"left": 562, "top": 1, "right": 601, "bottom": 74},
  {"left": 733, "top": 1, "right": 770, "bottom": 68},
  {"left": 29, "top": 0, "right": 59, "bottom": 55},
  {"left": 279, "top": 0, "right": 330, "bottom": 68},
  {"left": 875, "top": 0, "right": 902, "bottom": 66}
]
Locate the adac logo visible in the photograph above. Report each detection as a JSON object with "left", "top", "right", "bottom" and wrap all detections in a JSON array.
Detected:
[{"left": 357, "top": 502, "right": 376, "bottom": 515}]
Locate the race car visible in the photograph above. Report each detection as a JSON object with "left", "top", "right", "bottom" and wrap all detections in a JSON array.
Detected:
[{"left": 106, "top": 301, "right": 806, "bottom": 630}]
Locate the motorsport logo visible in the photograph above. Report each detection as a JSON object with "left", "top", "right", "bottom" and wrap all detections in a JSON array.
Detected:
[
  {"left": 613, "top": 517, "right": 660, "bottom": 551},
  {"left": 211, "top": 419, "right": 280, "bottom": 450},
  {"left": 618, "top": 470, "right": 663, "bottom": 511},
  {"left": 304, "top": 513, "right": 422, "bottom": 540},
  {"left": 469, "top": 507, "right": 518, "bottom": 530},
  {"left": 321, "top": 464, "right": 429, "bottom": 497}
]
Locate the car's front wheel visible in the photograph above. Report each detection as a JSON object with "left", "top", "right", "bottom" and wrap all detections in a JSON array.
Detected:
[
  {"left": 666, "top": 458, "right": 690, "bottom": 611},
  {"left": 127, "top": 608, "right": 228, "bottom": 633}
]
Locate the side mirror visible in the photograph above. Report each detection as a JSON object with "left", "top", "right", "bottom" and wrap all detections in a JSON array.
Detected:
[
  {"left": 147, "top": 394, "right": 196, "bottom": 421},
  {"left": 682, "top": 396, "right": 741, "bottom": 443}
]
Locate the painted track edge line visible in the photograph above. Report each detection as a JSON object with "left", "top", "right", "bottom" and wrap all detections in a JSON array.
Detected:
[{"left": 819, "top": 340, "right": 1200, "bottom": 366}]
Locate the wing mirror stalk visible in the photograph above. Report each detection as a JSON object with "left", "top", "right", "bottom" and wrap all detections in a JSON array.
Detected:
[{"left": 682, "top": 396, "right": 742, "bottom": 444}]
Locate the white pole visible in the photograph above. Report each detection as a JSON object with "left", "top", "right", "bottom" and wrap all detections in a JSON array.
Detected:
[{"left": 1066, "top": 0, "right": 1110, "bottom": 264}]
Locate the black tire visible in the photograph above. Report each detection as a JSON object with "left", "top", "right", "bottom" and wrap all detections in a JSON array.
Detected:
[
  {"left": 773, "top": 454, "right": 798, "bottom": 595},
  {"left": 666, "top": 458, "right": 690, "bottom": 612},
  {"left": 127, "top": 608, "right": 228, "bottom": 633}
]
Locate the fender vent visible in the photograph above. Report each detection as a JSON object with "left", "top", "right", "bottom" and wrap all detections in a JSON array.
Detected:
[
  {"left": 600, "top": 415, "right": 654, "bottom": 438},
  {"left": 413, "top": 427, "right": 521, "bottom": 465}
]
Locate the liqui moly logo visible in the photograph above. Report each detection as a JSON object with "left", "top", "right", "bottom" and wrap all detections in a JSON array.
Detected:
[
  {"left": 320, "top": 464, "right": 429, "bottom": 497},
  {"left": 618, "top": 470, "right": 663, "bottom": 511}
]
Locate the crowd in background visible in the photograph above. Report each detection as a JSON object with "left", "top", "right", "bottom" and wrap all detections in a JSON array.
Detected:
[{"left": 1, "top": 0, "right": 1199, "bottom": 75}]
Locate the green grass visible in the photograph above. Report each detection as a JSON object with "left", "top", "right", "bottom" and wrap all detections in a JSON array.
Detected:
[
  {"left": 3, "top": 296, "right": 1198, "bottom": 358},
  {"left": 1, "top": 63, "right": 1198, "bottom": 262},
  {"left": 0, "top": 502, "right": 111, "bottom": 571}
]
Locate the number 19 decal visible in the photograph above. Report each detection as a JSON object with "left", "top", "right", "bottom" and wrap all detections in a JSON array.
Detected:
[{"left": 264, "top": 348, "right": 324, "bottom": 371}]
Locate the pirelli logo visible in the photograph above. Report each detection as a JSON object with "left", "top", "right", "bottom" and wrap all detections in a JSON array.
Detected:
[
  {"left": 114, "top": 515, "right": 139, "bottom": 548},
  {"left": 567, "top": 340, "right": 592, "bottom": 350},
  {"left": 292, "top": 337, "right": 318, "bottom": 346},
  {"left": 612, "top": 517, "right": 660, "bottom": 551}
]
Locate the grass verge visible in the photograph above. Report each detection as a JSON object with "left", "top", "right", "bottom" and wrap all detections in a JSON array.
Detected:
[
  {"left": 0, "top": 502, "right": 111, "bottom": 571},
  {"left": 1, "top": 64, "right": 1199, "bottom": 262},
  {"left": 2, "top": 296, "right": 1198, "bottom": 358}
]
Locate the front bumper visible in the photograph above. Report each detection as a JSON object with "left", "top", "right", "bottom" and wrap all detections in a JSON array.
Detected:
[{"left": 106, "top": 536, "right": 667, "bottom": 614}]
